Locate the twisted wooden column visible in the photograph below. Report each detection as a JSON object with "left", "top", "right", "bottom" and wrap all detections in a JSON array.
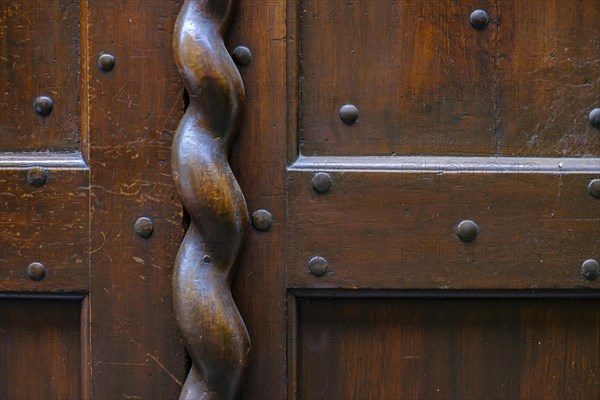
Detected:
[{"left": 171, "top": 1, "right": 250, "bottom": 399}]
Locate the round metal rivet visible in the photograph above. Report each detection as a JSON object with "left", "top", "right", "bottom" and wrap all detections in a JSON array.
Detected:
[
  {"left": 203, "top": 255, "right": 212, "bottom": 264},
  {"left": 589, "top": 179, "right": 600, "bottom": 199},
  {"left": 27, "top": 262, "right": 46, "bottom": 281},
  {"left": 33, "top": 96, "right": 53, "bottom": 116},
  {"left": 470, "top": 9, "right": 490, "bottom": 30},
  {"left": 27, "top": 167, "right": 48, "bottom": 187},
  {"left": 339, "top": 104, "right": 359, "bottom": 125},
  {"left": 231, "top": 46, "right": 252, "bottom": 66},
  {"left": 457, "top": 220, "right": 479, "bottom": 242},
  {"left": 134, "top": 217, "right": 154, "bottom": 238},
  {"left": 581, "top": 259, "right": 599, "bottom": 281},
  {"left": 308, "top": 256, "right": 328, "bottom": 276},
  {"left": 252, "top": 209, "right": 272, "bottom": 231},
  {"left": 312, "top": 172, "right": 332, "bottom": 194},
  {"left": 589, "top": 108, "right": 600, "bottom": 128},
  {"left": 98, "top": 53, "right": 116, "bottom": 71}
]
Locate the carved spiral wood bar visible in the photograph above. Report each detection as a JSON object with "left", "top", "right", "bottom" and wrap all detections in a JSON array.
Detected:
[{"left": 171, "top": 1, "right": 250, "bottom": 399}]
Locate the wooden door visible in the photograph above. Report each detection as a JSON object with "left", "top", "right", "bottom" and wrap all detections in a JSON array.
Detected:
[
  {"left": 227, "top": 0, "right": 600, "bottom": 399},
  {"left": 1, "top": 1, "right": 186, "bottom": 398},
  {"left": 2, "top": 0, "right": 599, "bottom": 399}
]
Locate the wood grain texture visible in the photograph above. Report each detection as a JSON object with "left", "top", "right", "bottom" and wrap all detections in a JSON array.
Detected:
[
  {"left": 0, "top": 298, "right": 82, "bottom": 399},
  {"left": 88, "top": 1, "right": 187, "bottom": 397},
  {"left": 0, "top": 0, "right": 82, "bottom": 152},
  {"left": 298, "top": 0, "right": 496, "bottom": 157},
  {"left": 1, "top": 0, "right": 597, "bottom": 397},
  {"left": 294, "top": 296, "right": 600, "bottom": 400},
  {"left": 287, "top": 166, "right": 600, "bottom": 289},
  {"left": 171, "top": 1, "right": 250, "bottom": 398},
  {"left": 497, "top": 0, "right": 600, "bottom": 157},
  {"left": 228, "top": 0, "right": 289, "bottom": 398},
  {"left": 2, "top": 0, "right": 187, "bottom": 396},
  {"left": 296, "top": 0, "right": 600, "bottom": 158},
  {"left": 0, "top": 165, "right": 89, "bottom": 292}
]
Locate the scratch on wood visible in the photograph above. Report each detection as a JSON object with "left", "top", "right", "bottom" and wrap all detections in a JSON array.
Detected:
[
  {"left": 160, "top": 92, "right": 185, "bottom": 134},
  {"left": 106, "top": 362, "right": 148, "bottom": 367},
  {"left": 549, "top": 174, "right": 563, "bottom": 217},
  {"left": 147, "top": 353, "right": 183, "bottom": 387}
]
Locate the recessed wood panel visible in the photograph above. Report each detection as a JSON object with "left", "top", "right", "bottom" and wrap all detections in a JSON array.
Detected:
[
  {"left": 298, "top": 0, "right": 496, "bottom": 157},
  {"left": 295, "top": 296, "right": 600, "bottom": 400},
  {"left": 0, "top": 0, "right": 82, "bottom": 152},
  {"left": 287, "top": 160, "right": 600, "bottom": 289},
  {"left": 497, "top": 0, "right": 600, "bottom": 157},
  {"left": 295, "top": 0, "right": 600, "bottom": 158},
  {"left": 0, "top": 298, "right": 82, "bottom": 399}
]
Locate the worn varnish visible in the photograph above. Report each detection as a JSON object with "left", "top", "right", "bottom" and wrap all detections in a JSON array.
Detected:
[
  {"left": 287, "top": 163, "right": 600, "bottom": 290},
  {"left": 2, "top": 0, "right": 188, "bottom": 397},
  {"left": 0, "top": 0, "right": 81, "bottom": 152},
  {"left": 1, "top": 0, "right": 599, "bottom": 398},
  {"left": 497, "top": 0, "right": 600, "bottom": 157},
  {"left": 87, "top": 0, "right": 187, "bottom": 397},
  {"left": 0, "top": 164, "right": 89, "bottom": 292},
  {"left": 297, "top": 0, "right": 600, "bottom": 157},
  {"left": 285, "top": 1, "right": 599, "bottom": 399},
  {"left": 299, "top": 0, "right": 497, "bottom": 156}
]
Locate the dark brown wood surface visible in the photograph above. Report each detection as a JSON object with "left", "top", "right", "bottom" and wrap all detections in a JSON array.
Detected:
[
  {"left": 87, "top": 0, "right": 186, "bottom": 397},
  {"left": 0, "top": 0, "right": 82, "bottom": 153},
  {"left": 497, "top": 0, "right": 600, "bottom": 156},
  {"left": 294, "top": 296, "right": 600, "bottom": 400},
  {"left": 0, "top": 298, "right": 82, "bottom": 399},
  {"left": 287, "top": 162, "right": 600, "bottom": 289},
  {"left": 284, "top": 1, "right": 599, "bottom": 399},
  {"left": 297, "top": 0, "right": 600, "bottom": 157},
  {"left": 171, "top": 1, "right": 251, "bottom": 398},
  {"left": 1, "top": 0, "right": 598, "bottom": 398},
  {"left": 229, "top": 1, "right": 289, "bottom": 398},
  {"left": 0, "top": 160, "right": 89, "bottom": 293},
  {"left": 1, "top": 0, "right": 188, "bottom": 398},
  {"left": 299, "top": 0, "right": 497, "bottom": 156}
]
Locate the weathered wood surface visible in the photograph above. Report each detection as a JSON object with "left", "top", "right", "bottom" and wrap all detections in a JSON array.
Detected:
[
  {"left": 287, "top": 165, "right": 600, "bottom": 290},
  {"left": 0, "top": 0, "right": 82, "bottom": 152},
  {"left": 285, "top": 1, "right": 600, "bottom": 398},
  {"left": 87, "top": 0, "right": 187, "bottom": 397},
  {"left": 297, "top": 0, "right": 600, "bottom": 157},
  {"left": 0, "top": 164, "right": 89, "bottom": 292},
  {"left": 2, "top": 0, "right": 189, "bottom": 397},
  {"left": 1, "top": 0, "right": 598, "bottom": 398}
]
